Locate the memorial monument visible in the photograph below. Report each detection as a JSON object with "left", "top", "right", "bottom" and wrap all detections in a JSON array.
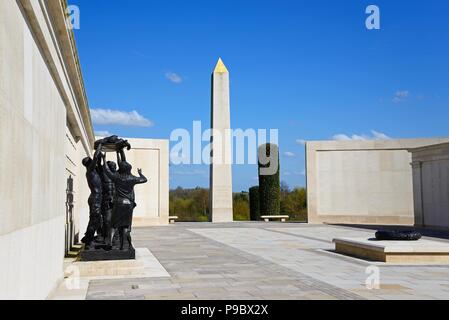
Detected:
[
  {"left": 80, "top": 136, "right": 148, "bottom": 261},
  {"left": 210, "top": 58, "right": 233, "bottom": 223}
]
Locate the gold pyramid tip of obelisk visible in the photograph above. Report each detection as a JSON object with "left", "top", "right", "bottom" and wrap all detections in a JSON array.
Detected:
[{"left": 213, "top": 58, "right": 229, "bottom": 74}]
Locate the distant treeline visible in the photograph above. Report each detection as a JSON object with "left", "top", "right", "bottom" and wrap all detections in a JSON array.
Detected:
[{"left": 169, "top": 182, "right": 307, "bottom": 222}]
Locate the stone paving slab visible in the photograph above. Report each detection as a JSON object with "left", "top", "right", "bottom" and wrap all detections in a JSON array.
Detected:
[
  {"left": 50, "top": 248, "right": 169, "bottom": 300},
  {"left": 85, "top": 223, "right": 449, "bottom": 300}
]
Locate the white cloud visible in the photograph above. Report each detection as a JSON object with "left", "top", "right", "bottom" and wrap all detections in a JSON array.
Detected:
[
  {"left": 393, "top": 90, "right": 409, "bottom": 102},
  {"left": 371, "top": 130, "right": 391, "bottom": 140},
  {"left": 165, "top": 72, "right": 183, "bottom": 84},
  {"left": 132, "top": 50, "right": 149, "bottom": 59},
  {"left": 91, "top": 109, "right": 153, "bottom": 127},
  {"left": 284, "top": 151, "right": 295, "bottom": 157},
  {"left": 283, "top": 170, "right": 305, "bottom": 177},
  {"left": 296, "top": 139, "right": 307, "bottom": 146},
  {"left": 332, "top": 134, "right": 353, "bottom": 141},
  {"left": 333, "top": 130, "right": 391, "bottom": 141},
  {"left": 95, "top": 130, "right": 112, "bottom": 137}
]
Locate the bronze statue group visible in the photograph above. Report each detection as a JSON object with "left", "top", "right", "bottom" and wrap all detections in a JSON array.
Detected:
[{"left": 81, "top": 136, "right": 147, "bottom": 253}]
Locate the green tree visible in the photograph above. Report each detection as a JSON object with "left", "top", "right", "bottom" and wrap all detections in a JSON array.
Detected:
[
  {"left": 258, "top": 143, "right": 280, "bottom": 215},
  {"left": 169, "top": 187, "right": 210, "bottom": 222},
  {"left": 249, "top": 186, "right": 260, "bottom": 221},
  {"left": 233, "top": 192, "right": 250, "bottom": 221},
  {"left": 279, "top": 182, "right": 308, "bottom": 222}
]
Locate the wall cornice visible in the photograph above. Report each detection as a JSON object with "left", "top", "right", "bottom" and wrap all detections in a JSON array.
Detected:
[{"left": 18, "top": 0, "right": 95, "bottom": 153}]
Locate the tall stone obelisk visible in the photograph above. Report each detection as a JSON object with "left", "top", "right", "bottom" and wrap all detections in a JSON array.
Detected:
[{"left": 210, "top": 58, "right": 233, "bottom": 223}]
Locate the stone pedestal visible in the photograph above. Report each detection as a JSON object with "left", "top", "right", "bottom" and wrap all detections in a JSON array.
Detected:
[
  {"left": 333, "top": 237, "right": 449, "bottom": 264},
  {"left": 80, "top": 247, "right": 135, "bottom": 261},
  {"left": 79, "top": 238, "right": 135, "bottom": 261}
]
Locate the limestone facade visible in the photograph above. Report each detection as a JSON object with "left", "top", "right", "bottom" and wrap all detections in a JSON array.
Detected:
[
  {"left": 0, "top": 0, "right": 169, "bottom": 299},
  {"left": 106, "top": 138, "right": 170, "bottom": 227},
  {"left": 306, "top": 138, "right": 449, "bottom": 225},
  {"left": 0, "top": 0, "right": 94, "bottom": 299},
  {"left": 409, "top": 142, "right": 449, "bottom": 230}
]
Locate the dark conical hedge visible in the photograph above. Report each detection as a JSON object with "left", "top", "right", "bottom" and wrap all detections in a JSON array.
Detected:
[
  {"left": 249, "top": 186, "right": 260, "bottom": 221},
  {"left": 258, "top": 143, "right": 280, "bottom": 216}
]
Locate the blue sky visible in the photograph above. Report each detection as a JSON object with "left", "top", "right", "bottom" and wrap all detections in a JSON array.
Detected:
[{"left": 70, "top": 0, "right": 449, "bottom": 192}]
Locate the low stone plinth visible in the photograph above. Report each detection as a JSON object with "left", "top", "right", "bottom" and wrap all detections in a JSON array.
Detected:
[
  {"left": 333, "top": 238, "right": 449, "bottom": 264},
  {"left": 261, "top": 215, "right": 289, "bottom": 222},
  {"left": 50, "top": 248, "right": 170, "bottom": 299},
  {"left": 70, "top": 248, "right": 169, "bottom": 279}
]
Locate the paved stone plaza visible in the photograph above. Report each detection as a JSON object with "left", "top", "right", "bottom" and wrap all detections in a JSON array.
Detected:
[{"left": 85, "top": 223, "right": 449, "bottom": 300}]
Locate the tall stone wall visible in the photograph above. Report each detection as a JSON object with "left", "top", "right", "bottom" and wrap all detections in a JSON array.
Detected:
[
  {"left": 306, "top": 138, "right": 449, "bottom": 225},
  {"left": 66, "top": 126, "right": 91, "bottom": 254},
  {"left": 410, "top": 142, "right": 449, "bottom": 229},
  {"left": 101, "top": 138, "right": 170, "bottom": 227},
  {"left": 0, "top": 0, "right": 93, "bottom": 299}
]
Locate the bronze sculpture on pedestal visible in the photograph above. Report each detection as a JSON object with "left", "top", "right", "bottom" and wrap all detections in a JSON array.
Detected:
[
  {"left": 80, "top": 136, "right": 148, "bottom": 261},
  {"left": 98, "top": 157, "right": 117, "bottom": 248},
  {"left": 81, "top": 145, "right": 103, "bottom": 250},
  {"left": 102, "top": 151, "right": 147, "bottom": 251}
]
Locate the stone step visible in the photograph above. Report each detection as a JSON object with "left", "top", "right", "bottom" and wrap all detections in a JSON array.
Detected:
[{"left": 65, "top": 259, "right": 146, "bottom": 278}]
